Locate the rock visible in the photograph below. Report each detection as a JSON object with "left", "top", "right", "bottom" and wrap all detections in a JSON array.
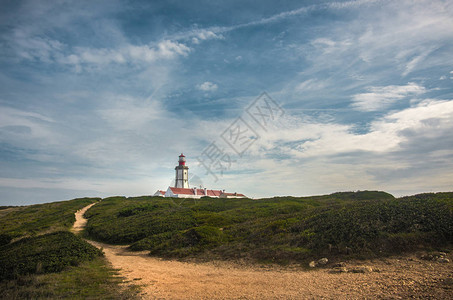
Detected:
[
  {"left": 421, "top": 254, "right": 435, "bottom": 261},
  {"left": 437, "top": 257, "right": 450, "bottom": 263},
  {"left": 422, "top": 251, "right": 448, "bottom": 261},
  {"left": 309, "top": 258, "right": 329, "bottom": 268},
  {"left": 349, "top": 266, "right": 373, "bottom": 273},
  {"left": 332, "top": 262, "right": 346, "bottom": 268},
  {"left": 329, "top": 267, "right": 348, "bottom": 273}
]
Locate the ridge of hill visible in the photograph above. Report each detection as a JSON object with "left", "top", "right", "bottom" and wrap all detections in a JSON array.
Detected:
[
  {"left": 83, "top": 191, "right": 453, "bottom": 263},
  {"left": 1, "top": 190, "right": 451, "bottom": 298}
]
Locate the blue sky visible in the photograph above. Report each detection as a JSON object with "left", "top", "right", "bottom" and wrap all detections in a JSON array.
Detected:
[{"left": 1, "top": 0, "right": 453, "bottom": 205}]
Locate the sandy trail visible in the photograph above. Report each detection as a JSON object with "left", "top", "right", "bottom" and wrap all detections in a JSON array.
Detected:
[
  {"left": 75, "top": 204, "right": 453, "bottom": 299},
  {"left": 71, "top": 202, "right": 97, "bottom": 234}
]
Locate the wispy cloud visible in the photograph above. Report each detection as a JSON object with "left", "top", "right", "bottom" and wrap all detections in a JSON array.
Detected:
[
  {"left": 17, "top": 39, "right": 191, "bottom": 71},
  {"left": 351, "top": 82, "right": 426, "bottom": 111},
  {"left": 295, "top": 79, "right": 328, "bottom": 91},
  {"left": 197, "top": 81, "right": 218, "bottom": 92},
  {"left": 241, "top": 96, "right": 453, "bottom": 160},
  {"left": 191, "top": 29, "right": 224, "bottom": 44},
  {"left": 0, "top": 107, "right": 56, "bottom": 144},
  {"left": 1, "top": 0, "right": 453, "bottom": 204},
  {"left": 228, "top": 98, "right": 453, "bottom": 196},
  {"left": 165, "top": 0, "right": 383, "bottom": 46}
]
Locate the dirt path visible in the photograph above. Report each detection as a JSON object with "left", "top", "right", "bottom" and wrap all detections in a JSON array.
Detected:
[
  {"left": 74, "top": 204, "right": 453, "bottom": 299},
  {"left": 71, "top": 202, "right": 97, "bottom": 234}
]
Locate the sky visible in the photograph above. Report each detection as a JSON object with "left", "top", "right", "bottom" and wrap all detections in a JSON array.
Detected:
[{"left": 1, "top": 0, "right": 453, "bottom": 205}]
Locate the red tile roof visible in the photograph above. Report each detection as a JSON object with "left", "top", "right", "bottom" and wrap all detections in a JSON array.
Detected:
[
  {"left": 168, "top": 187, "right": 225, "bottom": 196},
  {"left": 167, "top": 187, "right": 246, "bottom": 197},
  {"left": 207, "top": 189, "right": 222, "bottom": 197},
  {"left": 169, "top": 187, "right": 195, "bottom": 195}
]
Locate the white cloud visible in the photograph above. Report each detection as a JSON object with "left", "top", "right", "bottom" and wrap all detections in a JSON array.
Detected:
[
  {"left": 0, "top": 107, "right": 56, "bottom": 142},
  {"left": 355, "top": 1, "right": 453, "bottom": 75},
  {"left": 290, "top": 0, "right": 453, "bottom": 85},
  {"left": 9, "top": 28, "right": 64, "bottom": 62},
  {"left": 310, "top": 38, "right": 352, "bottom": 55},
  {"left": 224, "top": 0, "right": 379, "bottom": 31},
  {"left": 8, "top": 23, "right": 191, "bottom": 69},
  {"left": 296, "top": 79, "right": 328, "bottom": 91},
  {"left": 258, "top": 99, "right": 453, "bottom": 158},
  {"left": 195, "top": 30, "right": 222, "bottom": 41},
  {"left": 172, "top": 29, "right": 223, "bottom": 44},
  {"left": 97, "top": 95, "right": 164, "bottom": 131},
  {"left": 166, "top": 0, "right": 379, "bottom": 46},
  {"left": 197, "top": 81, "right": 218, "bottom": 92},
  {"left": 401, "top": 48, "right": 436, "bottom": 77},
  {"left": 57, "top": 40, "right": 190, "bottom": 69},
  {"left": 351, "top": 82, "right": 426, "bottom": 111},
  {"left": 225, "top": 98, "right": 453, "bottom": 197}
]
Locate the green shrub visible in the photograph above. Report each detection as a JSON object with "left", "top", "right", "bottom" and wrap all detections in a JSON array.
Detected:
[
  {"left": 0, "top": 231, "right": 102, "bottom": 280},
  {"left": 0, "top": 233, "right": 14, "bottom": 246},
  {"left": 0, "top": 257, "right": 140, "bottom": 299},
  {"left": 156, "top": 226, "right": 227, "bottom": 257},
  {"left": 0, "top": 197, "right": 99, "bottom": 242},
  {"left": 83, "top": 191, "right": 453, "bottom": 262},
  {"left": 129, "top": 231, "right": 175, "bottom": 251}
]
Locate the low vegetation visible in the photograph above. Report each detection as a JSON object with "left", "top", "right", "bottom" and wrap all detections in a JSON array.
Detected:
[
  {"left": 0, "top": 257, "right": 139, "bottom": 299},
  {"left": 0, "top": 231, "right": 102, "bottom": 280},
  {"left": 1, "top": 190, "right": 451, "bottom": 298},
  {"left": 84, "top": 191, "right": 453, "bottom": 262},
  {"left": 0, "top": 197, "right": 99, "bottom": 246},
  {"left": 0, "top": 197, "right": 138, "bottom": 299}
]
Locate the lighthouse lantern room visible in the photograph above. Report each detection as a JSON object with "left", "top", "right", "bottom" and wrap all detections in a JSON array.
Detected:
[{"left": 175, "top": 153, "right": 189, "bottom": 188}]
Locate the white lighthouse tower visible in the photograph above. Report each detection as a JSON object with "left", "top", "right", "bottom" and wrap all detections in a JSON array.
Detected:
[{"left": 175, "top": 153, "right": 189, "bottom": 188}]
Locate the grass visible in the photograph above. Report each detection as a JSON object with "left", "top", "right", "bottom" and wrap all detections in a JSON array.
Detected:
[
  {"left": 0, "top": 257, "right": 140, "bottom": 299},
  {"left": 0, "top": 197, "right": 100, "bottom": 245},
  {"left": 83, "top": 191, "right": 453, "bottom": 262},
  {"left": 0, "top": 231, "right": 102, "bottom": 280},
  {"left": 1, "top": 190, "right": 451, "bottom": 298},
  {"left": 0, "top": 197, "right": 140, "bottom": 298}
]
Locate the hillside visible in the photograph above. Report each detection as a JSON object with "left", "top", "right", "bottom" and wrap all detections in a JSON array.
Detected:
[
  {"left": 0, "top": 197, "right": 138, "bottom": 299},
  {"left": 0, "top": 197, "right": 100, "bottom": 246},
  {"left": 84, "top": 191, "right": 453, "bottom": 263},
  {"left": 1, "top": 190, "right": 452, "bottom": 298}
]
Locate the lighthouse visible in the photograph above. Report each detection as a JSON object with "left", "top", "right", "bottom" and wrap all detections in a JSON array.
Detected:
[
  {"left": 153, "top": 153, "right": 247, "bottom": 198},
  {"left": 174, "top": 153, "right": 189, "bottom": 188}
]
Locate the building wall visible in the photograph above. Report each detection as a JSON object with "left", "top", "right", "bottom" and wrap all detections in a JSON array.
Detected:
[{"left": 175, "top": 166, "right": 189, "bottom": 188}]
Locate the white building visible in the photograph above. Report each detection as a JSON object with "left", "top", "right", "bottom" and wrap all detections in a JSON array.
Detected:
[
  {"left": 153, "top": 154, "right": 247, "bottom": 199},
  {"left": 153, "top": 190, "right": 166, "bottom": 197}
]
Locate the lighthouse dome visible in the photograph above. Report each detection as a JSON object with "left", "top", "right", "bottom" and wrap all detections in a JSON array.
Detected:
[{"left": 178, "top": 153, "right": 186, "bottom": 165}]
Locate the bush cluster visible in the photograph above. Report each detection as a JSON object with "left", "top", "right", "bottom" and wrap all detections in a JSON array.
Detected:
[
  {"left": 0, "top": 197, "right": 100, "bottom": 245},
  {"left": 83, "top": 191, "right": 453, "bottom": 262},
  {"left": 0, "top": 231, "right": 102, "bottom": 280}
]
